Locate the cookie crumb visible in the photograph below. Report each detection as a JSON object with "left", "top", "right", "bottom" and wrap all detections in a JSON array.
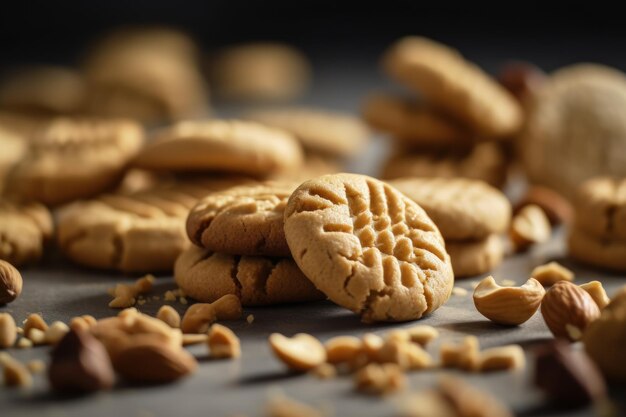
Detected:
[
  {"left": 440, "top": 336, "right": 480, "bottom": 371},
  {"left": 246, "top": 314, "right": 254, "bottom": 324},
  {"left": 179, "top": 296, "right": 188, "bottom": 305},
  {"left": 354, "top": 363, "right": 406, "bottom": 395},
  {"left": 109, "top": 274, "right": 154, "bottom": 308},
  {"left": 452, "top": 287, "right": 468, "bottom": 296},
  {"left": 403, "top": 325, "right": 439, "bottom": 346},
  {"left": 164, "top": 290, "right": 177, "bottom": 302}
]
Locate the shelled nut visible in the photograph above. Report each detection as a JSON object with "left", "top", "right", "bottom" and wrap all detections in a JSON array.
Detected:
[
  {"left": 0, "top": 313, "right": 17, "bottom": 348},
  {"left": 325, "top": 336, "right": 362, "bottom": 364},
  {"left": 207, "top": 324, "right": 241, "bottom": 359},
  {"left": 0, "top": 260, "right": 22, "bottom": 305},
  {"left": 269, "top": 333, "right": 326, "bottom": 372},
  {"left": 509, "top": 204, "right": 551, "bottom": 251},
  {"left": 157, "top": 305, "right": 181, "bottom": 328},
  {"left": 354, "top": 363, "right": 406, "bottom": 395},
  {"left": 473, "top": 276, "right": 545, "bottom": 325},
  {"left": 579, "top": 281, "right": 610, "bottom": 310},
  {"left": 440, "top": 336, "right": 480, "bottom": 371},
  {"left": 531, "top": 262, "right": 574, "bottom": 286}
]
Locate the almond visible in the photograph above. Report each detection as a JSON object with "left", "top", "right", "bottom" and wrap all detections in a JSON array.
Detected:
[
  {"left": 473, "top": 276, "right": 545, "bottom": 325},
  {"left": 541, "top": 281, "right": 600, "bottom": 341},
  {"left": 0, "top": 260, "right": 22, "bottom": 305}
]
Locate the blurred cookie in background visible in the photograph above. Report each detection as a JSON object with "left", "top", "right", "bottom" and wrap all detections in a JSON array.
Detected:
[
  {"left": 210, "top": 43, "right": 310, "bottom": 102},
  {"left": 520, "top": 64, "right": 626, "bottom": 198},
  {"left": 4, "top": 117, "right": 144, "bottom": 206},
  {"left": 83, "top": 26, "right": 209, "bottom": 124},
  {"left": 0, "top": 128, "right": 26, "bottom": 194},
  {"left": 381, "top": 142, "right": 508, "bottom": 188},
  {"left": 246, "top": 107, "right": 369, "bottom": 158},
  {"left": 0, "top": 200, "right": 53, "bottom": 266},
  {"left": 0, "top": 66, "right": 85, "bottom": 115}
]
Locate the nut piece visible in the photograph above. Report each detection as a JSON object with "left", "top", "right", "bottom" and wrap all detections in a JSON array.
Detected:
[
  {"left": 0, "top": 260, "right": 22, "bottom": 305},
  {"left": 541, "top": 281, "right": 600, "bottom": 341},
  {"left": 45, "top": 321, "right": 70, "bottom": 345},
  {"left": 579, "top": 281, "right": 610, "bottom": 310},
  {"left": 207, "top": 324, "right": 241, "bottom": 359},
  {"left": 180, "top": 294, "right": 242, "bottom": 334},
  {"left": 325, "top": 336, "right": 362, "bottom": 364},
  {"left": 440, "top": 336, "right": 480, "bottom": 371},
  {"left": 26, "top": 359, "right": 46, "bottom": 374},
  {"left": 478, "top": 345, "right": 525, "bottom": 372},
  {"left": 354, "top": 363, "right": 406, "bottom": 395},
  {"left": 473, "top": 276, "right": 545, "bottom": 325},
  {"left": 535, "top": 339, "right": 606, "bottom": 407},
  {"left": 27, "top": 328, "right": 46, "bottom": 345},
  {"left": 583, "top": 286, "right": 626, "bottom": 381},
  {"left": 269, "top": 333, "right": 326, "bottom": 372},
  {"left": 157, "top": 305, "right": 181, "bottom": 328},
  {"left": 531, "top": 262, "right": 574, "bottom": 286},
  {"left": 396, "top": 325, "right": 439, "bottom": 346},
  {"left": 2, "top": 356, "right": 33, "bottom": 388},
  {"left": 509, "top": 204, "right": 551, "bottom": 251},
  {"left": 0, "top": 313, "right": 17, "bottom": 348},
  {"left": 23, "top": 313, "right": 48, "bottom": 335},
  {"left": 513, "top": 185, "right": 572, "bottom": 225},
  {"left": 438, "top": 375, "right": 514, "bottom": 417},
  {"left": 377, "top": 339, "right": 432, "bottom": 370},
  {"left": 266, "top": 392, "right": 325, "bottom": 417},
  {"left": 362, "top": 333, "right": 384, "bottom": 361},
  {"left": 181, "top": 333, "right": 208, "bottom": 346},
  {"left": 310, "top": 363, "right": 337, "bottom": 379},
  {"left": 114, "top": 336, "right": 198, "bottom": 383},
  {"left": 108, "top": 274, "right": 154, "bottom": 308},
  {"left": 69, "top": 315, "right": 97, "bottom": 331},
  {"left": 48, "top": 328, "right": 115, "bottom": 393}
]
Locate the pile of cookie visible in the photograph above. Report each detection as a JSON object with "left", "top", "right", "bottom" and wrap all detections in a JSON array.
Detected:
[{"left": 363, "top": 37, "right": 523, "bottom": 188}]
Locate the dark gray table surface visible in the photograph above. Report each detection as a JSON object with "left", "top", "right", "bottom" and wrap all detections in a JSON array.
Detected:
[{"left": 2, "top": 66, "right": 626, "bottom": 417}]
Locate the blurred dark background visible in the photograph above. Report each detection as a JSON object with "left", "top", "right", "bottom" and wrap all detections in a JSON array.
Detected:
[{"left": 1, "top": 2, "right": 626, "bottom": 72}]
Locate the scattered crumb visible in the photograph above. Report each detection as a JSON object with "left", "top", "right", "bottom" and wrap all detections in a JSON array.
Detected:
[
  {"left": 354, "top": 363, "right": 407, "bottom": 395},
  {"left": 452, "top": 287, "right": 468, "bottom": 296},
  {"left": 310, "top": 363, "right": 337, "bottom": 380},
  {"left": 109, "top": 274, "right": 154, "bottom": 308},
  {"left": 179, "top": 297, "right": 188, "bottom": 305},
  {"left": 137, "top": 299, "right": 147, "bottom": 306},
  {"left": 164, "top": 290, "right": 176, "bottom": 302},
  {"left": 246, "top": 314, "right": 255, "bottom": 324}
]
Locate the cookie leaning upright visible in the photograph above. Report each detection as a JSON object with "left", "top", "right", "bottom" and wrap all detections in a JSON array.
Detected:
[
  {"left": 568, "top": 177, "right": 626, "bottom": 271},
  {"left": 283, "top": 173, "right": 454, "bottom": 322},
  {"left": 132, "top": 120, "right": 303, "bottom": 177},
  {"left": 382, "top": 37, "right": 523, "bottom": 138}
]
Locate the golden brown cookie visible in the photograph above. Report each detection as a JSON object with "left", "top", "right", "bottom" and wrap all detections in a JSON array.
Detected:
[
  {"left": 174, "top": 245, "right": 324, "bottom": 306},
  {"left": 362, "top": 93, "right": 472, "bottom": 147},
  {"left": 389, "top": 177, "right": 511, "bottom": 241},
  {"left": 381, "top": 142, "right": 508, "bottom": 188},
  {"left": 0, "top": 128, "right": 26, "bottom": 194},
  {"left": 57, "top": 179, "right": 247, "bottom": 272},
  {"left": 283, "top": 173, "right": 453, "bottom": 322},
  {"left": 246, "top": 108, "right": 369, "bottom": 157},
  {"left": 446, "top": 234, "right": 504, "bottom": 278},
  {"left": 84, "top": 40, "right": 208, "bottom": 123},
  {"left": 0, "top": 66, "right": 85, "bottom": 115},
  {"left": 568, "top": 227, "right": 626, "bottom": 272},
  {"left": 520, "top": 64, "right": 626, "bottom": 197},
  {"left": 187, "top": 182, "right": 298, "bottom": 257},
  {"left": 572, "top": 177, "right": 626, "bottom": 240},
  {"left": 132, "top": 120, "right": 303, "bottom": 176},
  {"left": 0, "top": 201, "right": 53, "bottom": 265},
  {"left": 383, "top": 37, "right": 522, "bottom": 137},
  {"left": 211, "top": 43, "right": 310, "bottom": 101},
  {"left": 4, "top": 118, "right": 144, "bottom": 206}
]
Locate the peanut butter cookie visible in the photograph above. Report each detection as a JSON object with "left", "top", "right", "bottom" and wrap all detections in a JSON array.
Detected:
[
  {"left": 187, "top": 182, "right": 298, "bottom": 257},
  {"left": 174, "top": 245, "right": 324, "bottom": 305},
  {"left": 0, "top": 201, "right": 53, "bottom": 265},
  {"left": 389, "top": 177, "right": 511, "bottom": 241},
  {"left": 568, "top": 228, "right": 626, "bottom": 272},
  {"left": 446, "top": 234, "right": 505, "bottom": 278},
  {"left": 57, "top": 179, "right": 247, "bottom": 272},
  {"left": 383, "top": 37, "right": 522, "bottom": 137},
  {"left": 573, "top": 177, "right": 626, "bottom": 240},
  {"left": 247, "top": 108, "right": 369, "bottom": 157},
  {"left": 132, "top": 120, "right": 303, "bottom": 176},
  {"left": 283, "top": 173, "right": 453, "bottom": 322},
  {"left": 362, "top": 93, "right": 471, "bottom": 147},
  {"left": 381, "top": 142, "right": 508, "bottom": 188},
  {"left": 4, "top": 117, "right": 144, "bottom": 206}
]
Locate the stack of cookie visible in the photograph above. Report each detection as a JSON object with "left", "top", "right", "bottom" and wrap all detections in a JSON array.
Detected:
[
  {"left": 390, "top": 177, "right": 511, "bottom": 278},
  {"left": 569, "top": 177, "right": 626, "bottom": 272},
  {"left": 175, "top": 182, "right": 325, "bottom": 306},
  {"left": 363, "top": 37, "right": 523, "bottom": 188}
]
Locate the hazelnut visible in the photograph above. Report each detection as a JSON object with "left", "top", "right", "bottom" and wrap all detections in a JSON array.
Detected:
[
  {"left": 541, "top": 281, "right": 600, "bottom": 341},
  {"left": 473, "top": 276, "right": 545, "bottom": 325},
  {"left": 514, "top": 185, "right": 573, "bottom": 225},
  {"left": 269, "top": 333, "right": 326, "bottom": 372},
  {"left": 583, "top": 286, "right": 626, "bottom": 381},
  {"left": 0, "top": 260, "right": 22, "bottom": 305},
  {"left": 509, "top": 204, "right": 551, "bottom": 251}
]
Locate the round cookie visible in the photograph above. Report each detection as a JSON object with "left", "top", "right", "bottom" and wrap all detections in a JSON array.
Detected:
[
  {"left": 174, "top": 245, "right": 324, "bottom": 306},
  {"left": 568, "top": 228, "right": 626, "bottom": 272},
  {"left": 381, "top": 142, "right": 508, "bottom": 188},
  {"left": 4, "top": 117, "right": 144, "bottom": 206},
  {"left": 520, "top": 64, "right": 626, "bottom": 197},
  {"left": 383, "top": 37, "right": 522, "bottom": 137},
  {"left": 57, "top": 179, "right": 247, "bottom": 272},
  {"left": 389, "top": 177, "right": 511, "bottom": 241},
  {"left": 362, "top": 93, "right": 472, "bottom": 147},
  {"left": 187, "top": 182, "right": 298, "bottom": 257},
  {"left": 283, "top": 173, "right": 454, "bottom": 322},
  {"left": 132, "top": 120, "right": 304, "bottom": 176},
  {"left": 573, "top": 177, "right": 626, "bottom": 240},
  {"left": 211, "top": 43, "right": 310, "bottom": 101},
  {"left": 446, "top": 234, "right": 504, "bottom": 278},
  {"left": 0, "top": 201, "right": 53, "bottom": 266},
  {"left": 246, "top": 108, "right": 369, "bottom": 157}
]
